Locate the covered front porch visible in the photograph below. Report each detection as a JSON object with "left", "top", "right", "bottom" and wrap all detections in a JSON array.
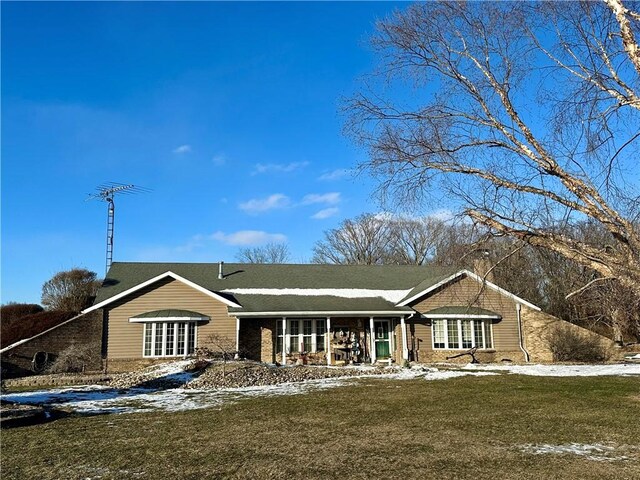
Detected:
[{"left": 237, "top": 315, "right": 411, "bottom": 366}]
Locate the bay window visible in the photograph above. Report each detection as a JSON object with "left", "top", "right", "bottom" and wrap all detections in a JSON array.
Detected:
[
  {"left": 143, "top": 322, "right": 197, "bottom": 357},
  {"left": 431, "top": 318, "right": 493, "bottom": 350}
]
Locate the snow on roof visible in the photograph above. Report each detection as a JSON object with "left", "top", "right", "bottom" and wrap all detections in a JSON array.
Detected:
[{"left": 220, "top": 288, "right": 413, "bottom": 304}]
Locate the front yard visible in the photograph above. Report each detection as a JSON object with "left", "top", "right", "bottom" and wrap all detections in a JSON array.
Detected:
[{"left": 2, "top": 371, "right": 639, "bottom": 479}]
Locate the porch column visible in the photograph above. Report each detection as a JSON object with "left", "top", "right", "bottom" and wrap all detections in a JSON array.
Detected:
[
  {"left": 369, "top": 317, "right": 376, "bottom": 364},
  {"left": 326, "top": 317, "right": 332, "bottom": 366},
  {"left": 234, "top": 318, "right": 240, "bottom": 359},
  {"left": 183, "top": 323, "right": 189, "bottom": 358},
  {"left": 281, "top": 317, "right": 287, "bottom": 366},
  {"left": 400, "top": 316, "right": 409, "bottom": 361}
]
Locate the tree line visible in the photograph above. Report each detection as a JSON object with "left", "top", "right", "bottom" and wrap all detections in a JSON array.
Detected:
[{"left": 237, "top": 213, "right": 639, "bottom": 344}]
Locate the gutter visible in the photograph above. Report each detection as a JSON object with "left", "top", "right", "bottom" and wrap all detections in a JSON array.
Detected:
[{"left": 516, "top": 304, "right": 530, "bottom": 362}]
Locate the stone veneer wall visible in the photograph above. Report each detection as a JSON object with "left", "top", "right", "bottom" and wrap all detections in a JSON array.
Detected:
[
  {"left": 1, "top": 310, "right": 104, "bottom": 378},
  {"left": 520, "top": 307, "right": 616, "bottom": 363}
]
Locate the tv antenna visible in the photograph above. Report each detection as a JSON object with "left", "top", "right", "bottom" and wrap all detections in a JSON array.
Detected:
[{"left": 88, "top": 182, "right": 150, "bottom": 274}]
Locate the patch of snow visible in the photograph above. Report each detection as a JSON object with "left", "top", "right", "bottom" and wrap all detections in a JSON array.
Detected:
[
  {"left": 519, "top": 443, "right": 631, "bottom": 462},
  {"left": 462, "top": 363, "right": 640, "bottom": 377},
  {"left": 625, "top": 353, "right": 640, "bottom": 359},
  {"left": 426, "top": 370, "right": 498, "bottom": 381},
  {"left": 220, "top": 288, "right": 413, "bottom": 303}
]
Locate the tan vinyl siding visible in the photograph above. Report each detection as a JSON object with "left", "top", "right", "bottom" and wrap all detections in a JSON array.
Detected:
[
  {"left": 105, "top": 277, "right": 235, "bottom": 359},
  {"left": 408, "top": 275, "right": 522, "bottom": 358}
]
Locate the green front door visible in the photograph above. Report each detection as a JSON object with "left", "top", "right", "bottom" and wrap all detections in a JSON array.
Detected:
[{"left": 374, "top": 320, "right": 391, "bottom": 358}]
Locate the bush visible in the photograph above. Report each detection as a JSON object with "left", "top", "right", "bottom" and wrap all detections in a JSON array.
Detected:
[
  {"left": 0, "top": 303, "right": 44, "bottom": 323},
  {"left": 47, "top": 344, "right": 98, "bottom": 374},
  {"left": 547, "top": 324, "right": 610, "bottom": 362}
]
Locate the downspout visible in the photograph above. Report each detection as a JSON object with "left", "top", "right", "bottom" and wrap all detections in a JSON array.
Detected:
[{"left": 516, "top": 304, "right": 530, "bottom": 362}]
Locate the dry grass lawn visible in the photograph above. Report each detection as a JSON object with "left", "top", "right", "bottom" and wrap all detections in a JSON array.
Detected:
[{"left": 2, "top": 374, "right": 639, "bottom": 479}]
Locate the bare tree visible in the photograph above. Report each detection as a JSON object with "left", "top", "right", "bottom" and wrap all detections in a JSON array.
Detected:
[
  {"left": 41, "top": 268, "right": 101, "bottom": 312},
  {"left": 388, "top": 216, "right": 445, "bottom": 265},
  {"left": 196, "top": 333, "right": 241, "bottom": 377},
  {"left": 312, "top": 213, "right": 395, "bottom": 264},
  {"left": 236, "top": 242, "right": 290, "bottom": 264},
  {"left": 346, "top": 1, "right": 640, "bottom": 297}
]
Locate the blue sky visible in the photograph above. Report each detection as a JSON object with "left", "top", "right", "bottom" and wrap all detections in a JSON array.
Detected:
[{"left": 2, "top": 1, "right": 432, "bottom": 304}]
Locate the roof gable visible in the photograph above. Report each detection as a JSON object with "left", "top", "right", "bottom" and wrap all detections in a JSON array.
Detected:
[
  {"left": 83, "top": 271, "right": 242, "bottom": 313},
  {"left": 396, "top": 269, "right": 540, "bottom": 311}
]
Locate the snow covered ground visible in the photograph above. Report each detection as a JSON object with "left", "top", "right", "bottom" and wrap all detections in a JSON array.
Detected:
[
  {"left": 462, "top": 362, "right": 640, "bottom": 376},
  {"left": 519, "top": 443, "right": 635, "bottom": 462},
  {"left": 2, "top": 362, "right": 638, "bottom": 415}
]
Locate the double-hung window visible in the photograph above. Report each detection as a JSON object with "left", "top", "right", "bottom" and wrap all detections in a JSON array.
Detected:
[{"left": 431, "top": 318, "right": 493, "bottom": 350}]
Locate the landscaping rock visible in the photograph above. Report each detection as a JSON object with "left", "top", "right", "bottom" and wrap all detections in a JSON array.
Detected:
[
  {"left": 185, "top": 362, "right": 389, "bottom": 389},
  {"left": 106, "top": 359, "right": 394, "bottom": 390}
]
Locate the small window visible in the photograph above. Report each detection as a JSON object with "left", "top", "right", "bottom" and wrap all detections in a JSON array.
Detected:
[
  {"left": 165, "top": 323, "right": 175, "bottom": 356},
  {"left": 484, "top": 321, "right": 493, "bottom": 348},
  {"left": 433, "top": 320, "right": 445, "bottom": 349},
  {"left": 154, "top": 324, "right": 164, "bottom": 356},
  {"left": 461, "top": 321, "right": 472, "bottom": 349},
  {"left": 289, "top": 320, "right": 300, "bottom": 353},
  {"left": 316, "top": 319, "right": 326, "bottom": 352},
  {"left": 144, "top": 324, "right": 152, "bottom": 356},
  {"left": 447, "top": 319, "right": 459, "bottom": 348}
]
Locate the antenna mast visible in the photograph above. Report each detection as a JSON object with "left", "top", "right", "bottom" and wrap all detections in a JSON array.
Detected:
[{"left": 88, "top": 183, "right": 149, "bottom": 274}]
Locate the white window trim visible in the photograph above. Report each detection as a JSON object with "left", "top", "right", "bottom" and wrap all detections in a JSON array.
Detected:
[
  {"left": 431, "top": 318, "right": 494, "bottom": 350},
  {"left": 142, "top": 321, "right": 198, "bottom": 358},
  {"left": 371, "top": 318, "right": 393, "bottom": 360},
  {"left": 277, "top": 318, "right": 327, "bottom": 355},
  {"left": 130, "top": 316, "right": 208, "bottom": 323}
]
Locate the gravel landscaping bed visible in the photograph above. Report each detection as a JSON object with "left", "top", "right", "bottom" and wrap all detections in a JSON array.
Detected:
[
  {"left": 185, "top": 362, "right": 389, "bottom": 389},
  {"left": 106, "top": 360, "right": 392, "bottom": 390}
]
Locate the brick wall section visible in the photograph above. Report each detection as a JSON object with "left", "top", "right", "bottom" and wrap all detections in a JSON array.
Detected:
[
  {"left": 520, "top": 307, "right": 616, "bottom": 362},
  {"left": 239, "top": 318, "right": 261, "bottom": 361},
  {"left": 260, "top": 319, "right": 275, "bottom": 363},
  {"left": 1, "top": 310, "right": 103, "bottom": 378}
]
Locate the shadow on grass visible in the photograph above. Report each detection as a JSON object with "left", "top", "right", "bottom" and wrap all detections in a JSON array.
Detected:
[{"left": 0, "top": 404, "right": 71, "bottom": 429}]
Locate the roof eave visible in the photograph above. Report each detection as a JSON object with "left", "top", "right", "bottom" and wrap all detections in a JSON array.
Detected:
[{"left": 230, "top": 310, "right": 412, "bottom": 317}]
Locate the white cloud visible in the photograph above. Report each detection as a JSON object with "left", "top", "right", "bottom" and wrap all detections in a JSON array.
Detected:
[
  {"left": 212, "top": 154, "right": 226, "bottom": 166},
  {"left": 301, "top": 192, "right": 341, "bottom": 205},
  {"left": 173, "top": 144, "right": 192, "bottom": 154},
  {"left": 429, "top": 208, "right": 455, "bottom": 222},
  {"left": 318, "top": 169, "right": 352, "bottom": 181},
  {"left": 311, "top": 207, "right": 339, "bottom": 220},
  {"left": 210, "top": 230, "right": 287, "bottom": 246},
  {"left": 252, "top": 161, "right": 309, "bottom": 175},
  {"left": 238, "top": 194, "right": 290, "bottom": 213}
]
